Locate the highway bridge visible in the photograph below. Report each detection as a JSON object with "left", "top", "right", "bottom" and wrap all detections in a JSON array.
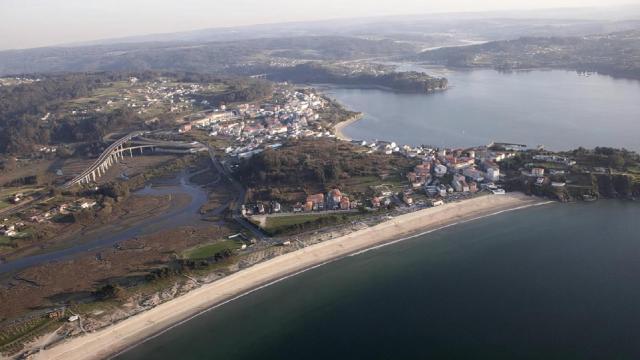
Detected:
[{"left": 62, "top": 132, "right": 206, "bottom": 188}]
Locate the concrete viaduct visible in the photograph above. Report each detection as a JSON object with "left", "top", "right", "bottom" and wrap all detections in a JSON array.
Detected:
[{"left": 62, "top": 132, "right": 206, "bottom": 188}]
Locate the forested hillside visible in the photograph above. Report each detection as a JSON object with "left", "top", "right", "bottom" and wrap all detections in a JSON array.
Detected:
[
  {"left": 0, "top": 37, "right": 416, "bottom": 76},
  {"left": 415, "top": 30, "right": 640, "bottom": 79}
]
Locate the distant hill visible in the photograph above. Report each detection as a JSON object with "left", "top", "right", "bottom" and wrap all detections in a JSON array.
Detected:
[
  {"left": 414, "top": 30, "right": 640, "bottom": 79},
  {"left": 65, "top": 5, "right": 640, "bottom": 47},
  {"left": 0, "top": 36, "right": 416, "bottom": 76}
]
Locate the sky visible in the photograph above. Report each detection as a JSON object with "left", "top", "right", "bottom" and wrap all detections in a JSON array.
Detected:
[{"left": 1, "top": 0, "right": 638, "bottom": 50}]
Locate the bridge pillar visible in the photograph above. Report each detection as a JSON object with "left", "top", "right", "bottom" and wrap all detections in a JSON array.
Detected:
[
  {"left": 92, "top": 171, "right": 96, "bottom": 182},
  {"left": 129, "top": 148, "right": 133, "bottom": 157}
]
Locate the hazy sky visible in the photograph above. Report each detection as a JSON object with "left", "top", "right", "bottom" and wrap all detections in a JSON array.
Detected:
[{"left": 1, "top": 0, "right": 638, "bottom": 50}]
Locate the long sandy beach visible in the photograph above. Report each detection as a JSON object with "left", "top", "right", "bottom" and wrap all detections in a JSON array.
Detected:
[{"left": 36, "top": 193, "right": 548, "bottom": 360}]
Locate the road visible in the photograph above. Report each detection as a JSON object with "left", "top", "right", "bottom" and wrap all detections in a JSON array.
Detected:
[
  {"left": 206, "top": 146, "right": 270, "bottom": 241},
  {"left": 0, "top": 196, "right": 54, "bottom": 219},
  {"left": 63, "top": 131, "right": 146, "bottom": 188}
]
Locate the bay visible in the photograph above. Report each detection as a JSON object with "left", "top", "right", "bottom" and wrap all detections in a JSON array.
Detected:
[
  {"left": 117, "top": 200, "right": 640, "bottom": 360},
  {"left": 327, "top": 69, "right": 640, "bottom": 151}
]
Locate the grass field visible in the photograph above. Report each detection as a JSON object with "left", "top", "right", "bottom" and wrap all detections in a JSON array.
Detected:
[
  {"left": 0, "top": 186, "right": 42, "bottom": 210},
  {"left": 264, "top": 214, "right": 331, "bottom": 231},
  {"left": 0, "top": 236, "right": 13, "bottom": 247},
  {"left": 263, "top": 212, "right": 361, "bottom": 235},
  {"left": 182, "top": 240, "right": 243, "bottom": 260}
]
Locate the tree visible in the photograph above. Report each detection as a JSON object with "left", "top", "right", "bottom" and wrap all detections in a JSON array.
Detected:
[
  {"left": 609, "top": 154, "right": 625, "bottom": 169},
  {"left": 93, "top": 284, "right": 124, "bottom": 300}
]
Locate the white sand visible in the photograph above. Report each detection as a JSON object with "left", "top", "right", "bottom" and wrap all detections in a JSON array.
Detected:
[{"left": 37, "top": 193, "right": 548, "bottom": 360}]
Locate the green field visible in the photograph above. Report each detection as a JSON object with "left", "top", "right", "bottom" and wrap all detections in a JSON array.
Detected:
[
  {"left": 264, "top": 214, "right": 329, "bottom": 230},
  {"left": 0, "top": 186, "right": 41, "bottom": 210},
  {"left": 182, "top": 240, "right": 243, "bottom": 260},
  {"left": 0, "top": 236, "right": 13, "bottom": 247},
  {"left": 263, "top": 212, "right": 361, "bottom": 235}
]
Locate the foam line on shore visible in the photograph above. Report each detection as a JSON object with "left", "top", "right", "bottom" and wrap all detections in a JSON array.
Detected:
[
  {"left": 349, "top": 200, "right": 554, "bottom": 256},
  {"left": 38, "top": 194, "right": 550, "bottom": 360},
  {"left": 111, "top": 200, "right": 553, "bottom": 358},
  {"left": 109, "top": 258, "right": 341, "bottom": 359}
]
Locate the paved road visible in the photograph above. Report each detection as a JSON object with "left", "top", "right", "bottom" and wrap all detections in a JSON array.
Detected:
[
  {"left": 206, "top": 146, "right": 270, "bottom": 242},
  {"left": 63, "top": 131, "right": 146, "bottom": 188},
  {"left": 0, "top": 196, "right": 54, "bottom": 219}
]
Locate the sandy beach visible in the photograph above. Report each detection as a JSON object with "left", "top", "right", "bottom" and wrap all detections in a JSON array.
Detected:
[
  {"left": 36, "top": 193, "right": 549, "bottom": 360},
  {"left": 333, "top": 113, "right": 363, "bottom": 141}
]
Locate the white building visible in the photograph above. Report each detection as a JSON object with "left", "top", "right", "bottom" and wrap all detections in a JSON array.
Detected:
[
  {"left": 434, "top": 164, "right": 448, "bottom": 177},
  {"left": 531, "top": 168, "right": 545, "bottom": 177},
  {"left": 486, "top": 167, "right": 500, "bottom": 182}
]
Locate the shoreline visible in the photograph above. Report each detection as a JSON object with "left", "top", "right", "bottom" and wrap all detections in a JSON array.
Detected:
[
  {"left": 36, "top": 193, "right": 550, "bottom": 360},
  {"left": 333, "top": 113, "right": 364, "bottom": 141}
]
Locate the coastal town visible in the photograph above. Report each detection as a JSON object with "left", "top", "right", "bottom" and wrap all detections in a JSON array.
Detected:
[
  {"left": 1, "top": 73, "right": 639, "bottom": 358},
  {"left": 3, "top": 2, "right": 640, "bottom": 359},
  {"left": 1, "top": 76, "right": 636, "bottom": 252}
]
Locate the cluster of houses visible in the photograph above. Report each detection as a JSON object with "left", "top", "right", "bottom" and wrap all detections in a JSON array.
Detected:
[
  {"left": 532, "top": 154, "right": 577, "bottom": 166},
  {"left": 8, "top": 192, "right": 24, "bottom": 205},
  {"left": 396, "top": 146, "right": 512, "bottom": 202},
  {"left": 242, "top": 188, "right": 359, "bottom": 215},
  {"left": 37, "top": 78, "right": 225, "bottom": 132},
  {"left": 179, "top": 109, "right": 238, "bottom": 133},
  {"left": 294, "top": 188, "right": 360, "bottom": 213},
  {"left": 10, "top": 198, "right": 98, "bottom": 230},
  {"left": 523, "top": 167, "right": 568, "bottom": 188},
  {"left": 130, "top": 79, "right": 220, "bottom": 115},
  {"left": 0, "top": 76, "right": 41, "bottom": 87},
  {"left": 184, "top": 86, "right": 333, "bottom": 159},
  {"left": 0, "top": 222, "right": 23, "bottom": 238},
  {"left": 242, "top": 201, "right": 282, "bottom": 216},
  {"left": 520, "top": 153, "right": 578, "bottom": 189}
]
